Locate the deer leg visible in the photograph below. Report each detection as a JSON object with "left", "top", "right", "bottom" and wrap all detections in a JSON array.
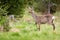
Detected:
[
  {"left": 51, "top": 20, "right": 55, "bottom": 31},
  {"left": 52, "top": 23, "right": 55, "bottom": 31},
  {"left": 37, "top": 23, "right": 40, "bottom": 31}
]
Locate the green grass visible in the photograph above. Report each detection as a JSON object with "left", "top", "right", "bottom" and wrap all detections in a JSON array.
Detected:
[
  {"left": 0, "top": 29, "right": 60, "bottom": 40},
  {"left": 0, "top": 12, "right": 60, "bottom": 40},
  {"left": 0, "top": 20, "right": 60, "bottom": 40}
]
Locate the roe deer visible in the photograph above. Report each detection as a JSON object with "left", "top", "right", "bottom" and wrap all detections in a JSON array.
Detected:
[{"left": 28, "top": 7, "right": 55, "bottom": 31}]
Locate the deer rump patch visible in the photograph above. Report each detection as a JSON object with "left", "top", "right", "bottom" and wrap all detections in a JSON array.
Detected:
[{"left": 52, "top": 16, "right": 55, "bottom": 19}]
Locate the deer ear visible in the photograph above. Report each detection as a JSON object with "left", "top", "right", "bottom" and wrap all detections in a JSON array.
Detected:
[
  {"left": 31, "top": 7, "right": 34, "bottom": 10},
  {"left": 29, "top": 6, "right": 34, "bottom": 10},
  {"left": 28, "top": 7, "right": 32, "bottom": 9}
]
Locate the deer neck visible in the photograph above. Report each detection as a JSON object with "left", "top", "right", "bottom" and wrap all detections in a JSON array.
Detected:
[{"left": 31, "top": 11, "right": 37, "bottom": 20}]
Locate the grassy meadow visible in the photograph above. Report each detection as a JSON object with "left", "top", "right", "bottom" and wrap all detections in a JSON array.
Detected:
[{"left": 0, "top": 11, "right": 60, "bottom": 40}]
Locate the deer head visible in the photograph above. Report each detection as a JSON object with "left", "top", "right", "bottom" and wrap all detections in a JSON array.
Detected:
[{"left": 28, "top": 7, "right": 34, "bottom": 14}]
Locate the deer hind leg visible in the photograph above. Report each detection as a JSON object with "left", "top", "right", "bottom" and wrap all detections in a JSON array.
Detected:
[
  {"left": 52, "top": 23, "right": 55, "bottom": 31},
  {"left": 48, "top": 19, "right": 55, "bottom": 31},
  {"left": 51, "top": 20, "right": 55, "bottom": 31}
]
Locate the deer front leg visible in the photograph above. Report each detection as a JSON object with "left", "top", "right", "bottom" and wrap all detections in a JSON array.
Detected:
[{"left": 36, "top": 23, "right": 40, "bottom": 31}]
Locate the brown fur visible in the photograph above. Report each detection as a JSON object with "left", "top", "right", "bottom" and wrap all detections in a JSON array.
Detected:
[{"left": 29, "top": 7, "right": 55, "bottom": 31}]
